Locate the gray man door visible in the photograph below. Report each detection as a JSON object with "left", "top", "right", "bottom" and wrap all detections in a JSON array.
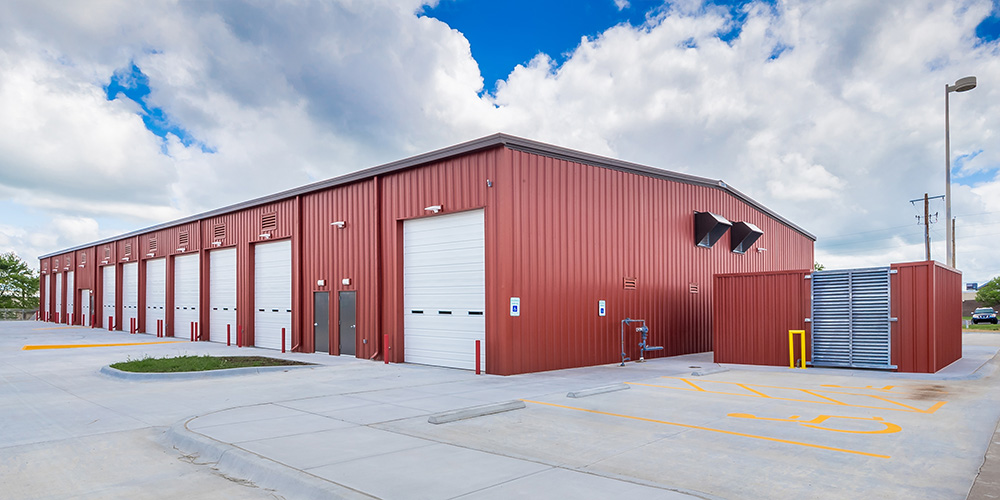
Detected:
[
  {"left": 339, "top": 291, "right": 356, "bottom": 356},
  {"left": 314, "top": 292, "right": 329, "bottom": 354}
]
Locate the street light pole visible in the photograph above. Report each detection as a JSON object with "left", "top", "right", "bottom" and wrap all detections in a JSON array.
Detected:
[{"left": 945, "top": 76, "right": 976, "bottom": 268}]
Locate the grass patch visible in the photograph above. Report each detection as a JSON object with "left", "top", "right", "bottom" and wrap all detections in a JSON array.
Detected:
[
  {"left": 110, "top": 355, "right": 311, "bottom": 373},
  {"left": 965, "top": 323, "right": 1000, "bottom": 332}
]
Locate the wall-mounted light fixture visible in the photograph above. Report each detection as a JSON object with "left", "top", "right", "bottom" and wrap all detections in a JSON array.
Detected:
[
  {"left": 146, "top": 252, "right": 155, "bottom": 257},
  {"left": 78, "top": 264, "right": 85, "bottom": 268},
  {"left": 176, "top": 248, "right": 186, "bottom": 253},
  {"left": 259, "top": 233, "right": 271, "bottom": 239},
  {"left": 757, "top": 248, "right": 768, "bottom": 253},
  {"left": 330, "top": 221, "right": 346, "bottom": 229},
  {"left": 121, "top": 257, "right": 130, "bottom": 262},
  {"left": 212, "top": 241, "right": 222, "bottom": 247},
  {"left": 342, "top": 278, "right": 351, "bottom": 286},
  {"left": 424, "top": 205, "right": 443, "bottom": 214},
  {"left": 317, "top": 279, "right": 326, "bottom": 287}
]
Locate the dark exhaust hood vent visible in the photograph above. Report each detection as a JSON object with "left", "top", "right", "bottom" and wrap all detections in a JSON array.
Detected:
[
  {"left": 694, "top": 211, "right": 732, "bottom": 248},
  {"left": 730, "top": 221, "right": 763, "bottom": 253}
]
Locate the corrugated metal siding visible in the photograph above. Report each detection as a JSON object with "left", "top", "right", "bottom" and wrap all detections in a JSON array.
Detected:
[
  {"left": 891, "top": 261, "right": 962, "bottom": 373},
  {"left": 301, "top": 180, "right": 377, "bottom": 356},
  {"left": 491, "top": 150, "right": 814, "bottom": 374},
  {"left": 713, "top": 270, "right": 811, "bottom": 366},
  {"left": 934, "top": 263, "right": 962, "bottom": 370},
  {"left": 380, "top": 149, "right": 495, "bottom": 365},
  {"left": 199, "top": 200, "right": 295, "bottom": 345}
]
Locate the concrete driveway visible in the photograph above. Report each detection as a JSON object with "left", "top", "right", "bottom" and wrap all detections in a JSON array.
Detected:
[{"left": 2, "top": 321, "right": 1000, "bottom": 499}]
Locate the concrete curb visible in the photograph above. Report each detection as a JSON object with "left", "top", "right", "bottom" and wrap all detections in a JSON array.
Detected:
[
  {"left": 161, "top": 419, "right": 375, "bottom": 499},
  {"left": 428, "top": 400, "right": 526, "bottom": 424},
  {"left": 690, "top": 366, "right": 728, "bottom": 377},
  {"left": 100, "top": 363, "right": 317, "bottom": 381},
  {"left": 567, "top": 384, "right": 630, "bottom": 398}
]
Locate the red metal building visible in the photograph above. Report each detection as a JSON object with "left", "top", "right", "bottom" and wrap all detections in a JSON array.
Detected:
[{"left": 38, "top": 134, "right": 815, "bottom": 375}]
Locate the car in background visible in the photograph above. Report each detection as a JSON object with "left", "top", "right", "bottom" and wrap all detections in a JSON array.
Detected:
[{"left": 972, "top": 307, "right": 998, "bottom": 325}]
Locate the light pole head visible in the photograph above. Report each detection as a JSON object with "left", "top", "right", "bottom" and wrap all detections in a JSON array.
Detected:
[{"left": 949, "top": 76, "right": 977, "bottom": 93}]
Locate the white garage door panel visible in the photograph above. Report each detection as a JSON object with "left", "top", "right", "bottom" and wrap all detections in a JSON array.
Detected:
[
  {"left": 174, "top": 254, "right": 200, "bottom": 340},
  {"left": 122, "top": 262, "right": 139, "bottom": 332},
  {"left": 54, "top": 274, "right": 62, "bottom": 323},
  {"left": 66, "top": 272, "right": 74, "bottom": 324},
  {"left": 254, "top": 240, "right": 291, "bottom": 350},
  {"left": 81, "top": 289, "right": 91, "bottom": 326},
  {"left": 403, "top": 209, "right": 485, "bottom": 370},
  {"left": 102, "top": 266, "right": 116, "bottom": 328},
  {"left": 145, "top": 259, "right": 166, "bottom": 334},
  {"left": 210, "top": 248, "right": 237, "bottom": 343}
]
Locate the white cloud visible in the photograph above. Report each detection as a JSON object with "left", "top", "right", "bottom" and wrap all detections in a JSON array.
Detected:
[{"left": 0, "top": 0, "right": 998, "bottom": 285}]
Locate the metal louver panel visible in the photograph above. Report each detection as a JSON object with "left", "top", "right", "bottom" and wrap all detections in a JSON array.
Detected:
[{"left": 811, "top": 267, "right": 894, "bottom": 369}]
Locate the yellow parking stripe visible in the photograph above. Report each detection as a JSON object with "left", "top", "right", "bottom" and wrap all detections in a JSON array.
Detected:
[
  {"left": 22, "top": 341, "right": 186, "bottom": 350},
  {"left": 522, "top": 399, "right": 890, "bottom": 459}
]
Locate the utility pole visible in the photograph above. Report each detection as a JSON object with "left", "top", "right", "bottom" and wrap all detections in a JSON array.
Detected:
[
  {"left": 923, "top": 194, "right": 930, "bottom": 261},
  {"left": 910, "top": 194, "right": 944, "bottom": 262}
]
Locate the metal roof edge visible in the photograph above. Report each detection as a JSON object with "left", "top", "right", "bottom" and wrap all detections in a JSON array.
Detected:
[{"left": 39, "top": 132, "right": 814, "bottom": 259}]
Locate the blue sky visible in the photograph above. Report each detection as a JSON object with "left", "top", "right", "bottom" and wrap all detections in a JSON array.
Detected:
[{"left": 422, "top": 0, "right": 782, "bottom": 93}]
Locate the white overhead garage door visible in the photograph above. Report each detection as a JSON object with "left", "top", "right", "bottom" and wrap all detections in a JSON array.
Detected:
[
  {"left": 145, "top": 259, "right": 166, "bottom": 334},
  {"left": 102, "top": 266, "right": 116, "bottom": 329},
  {"left": 403, "top": 209, "right": 485, "bottom": 370},
  {"left": 81, "top": 289, "right": 91, "bottom": 326},
  {"left": 210, "top": 248, "right": 237, "bottom": 343},
  {"left": 174, "top": 254, "right": 200, "bottom": 340},
  {"left": 54, "top": 273, "right": 63, "bottom": 323},
  {"left": 122, "top": 262, "right": 139, "bottom": 332},
  {"left": 254, "top": 240, "right": 291, "bottom": 350},
  {"left": 66, "top": 271, "right": 74, "bottom": 324}
]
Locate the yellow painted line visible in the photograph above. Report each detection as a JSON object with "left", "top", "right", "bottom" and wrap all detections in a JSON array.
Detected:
[
  {"left": 521, "top": 399, "right": 890, "bottom": 459},
  {"left": 22, "top": 341, "right": 186, "bottom": 350},
  {"left": 681, "top": 378, "right": 706, "bottom": 391},
  {"left": 736, "top": 383, "right": 771, "bottom": 398},
  {"left": 798, "top": 389, "right": 849, "bottom": 406},
  {"left": 628, "top": 382, "right": 946, "bottom": 414},
  {"left": 32, "top": 327, "right": 79, "bottom": 331}
]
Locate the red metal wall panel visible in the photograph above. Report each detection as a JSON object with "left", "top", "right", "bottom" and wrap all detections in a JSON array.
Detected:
[
  {"left": 199, "top": 199, "right": 296, "bottom": 345},
  {"left": 38, "top": 257, "right": 50, "bottom": 320},
  {"left": 73, "top": 247, "right": 96, "bottom": 325},
  {"left": 891, "top": 261, "right": 962, "bottom": 373},
  {"left": 488, "top": 150, "right": 814, "bottom": 374},
  {"left": 300, "top": 180, "right": 378, "bottom": 356},
  {"left": 380, "top": 149, "right": 496, "bottom": 365},
  {"left": 713, "top": 270, "right": 811, "bottom": 366}
]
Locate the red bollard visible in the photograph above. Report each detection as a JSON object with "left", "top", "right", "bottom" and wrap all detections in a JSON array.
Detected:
[
  {"left": 227, "top": 324, "right": 231, "bottom": 346},
  {"left": 190, "top": 322, "right": 194, "bottom": 342},
  {"left": 281, "top": 327, "right": 286, "bottom": 353},
  {"left": 91, "top": 314, "right": 95, "bottom": 329},
  {"left": 108, "top": 316, "right": 113, "bottom": 331},
  {"left": 238, "top": 325, "right": 243, "bottom": 348},
  {"left": 383, "top": 333, "right": 389, "bottom": 364},
  {"left": 195, "top": 323, "right": 199, "bottom": 341},
  {"left": 475, "top": 340, "right": 481, "bottom": 375}
]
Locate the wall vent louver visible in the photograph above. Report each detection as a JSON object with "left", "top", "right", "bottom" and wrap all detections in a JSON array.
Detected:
[
  {"left": 214, "top": 224, "right": 226, "bottom": 240},
  {"left": 261, "top": 213, "right": 277, "bottom": 231},
  {"left": 624, "top": 277, "right": 637, "bottom": 290},
  {"left": 179, "top": 231, "right": 189, "bottom": 246},
  {"left": 149, "top": 238, "right": 157, "bottom": 252},
  {"left": 125, "top": 243, "right": 132, "bottom": 255}
]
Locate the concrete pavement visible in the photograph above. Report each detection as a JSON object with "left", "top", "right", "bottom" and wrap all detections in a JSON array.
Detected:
[{"left": 3, "top": 321, "right": 1000, "bottom": 499}]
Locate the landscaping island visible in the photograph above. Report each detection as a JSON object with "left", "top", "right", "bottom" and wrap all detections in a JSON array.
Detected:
[{"left": 110, "top": 355, "right": 311, "bottom": 373}]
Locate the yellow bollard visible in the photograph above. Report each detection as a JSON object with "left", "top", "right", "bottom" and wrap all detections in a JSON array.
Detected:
[{"left": 788, "top": 330, "right": 807, "bottom": 369}]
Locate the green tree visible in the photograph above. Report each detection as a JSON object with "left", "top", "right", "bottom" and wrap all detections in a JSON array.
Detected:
[
  {"left": 0, "top": 252, "right": 39, "bottom": 309},
  {"left": 977, "top": 277, "right": 1000, "bottom": 307}
]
